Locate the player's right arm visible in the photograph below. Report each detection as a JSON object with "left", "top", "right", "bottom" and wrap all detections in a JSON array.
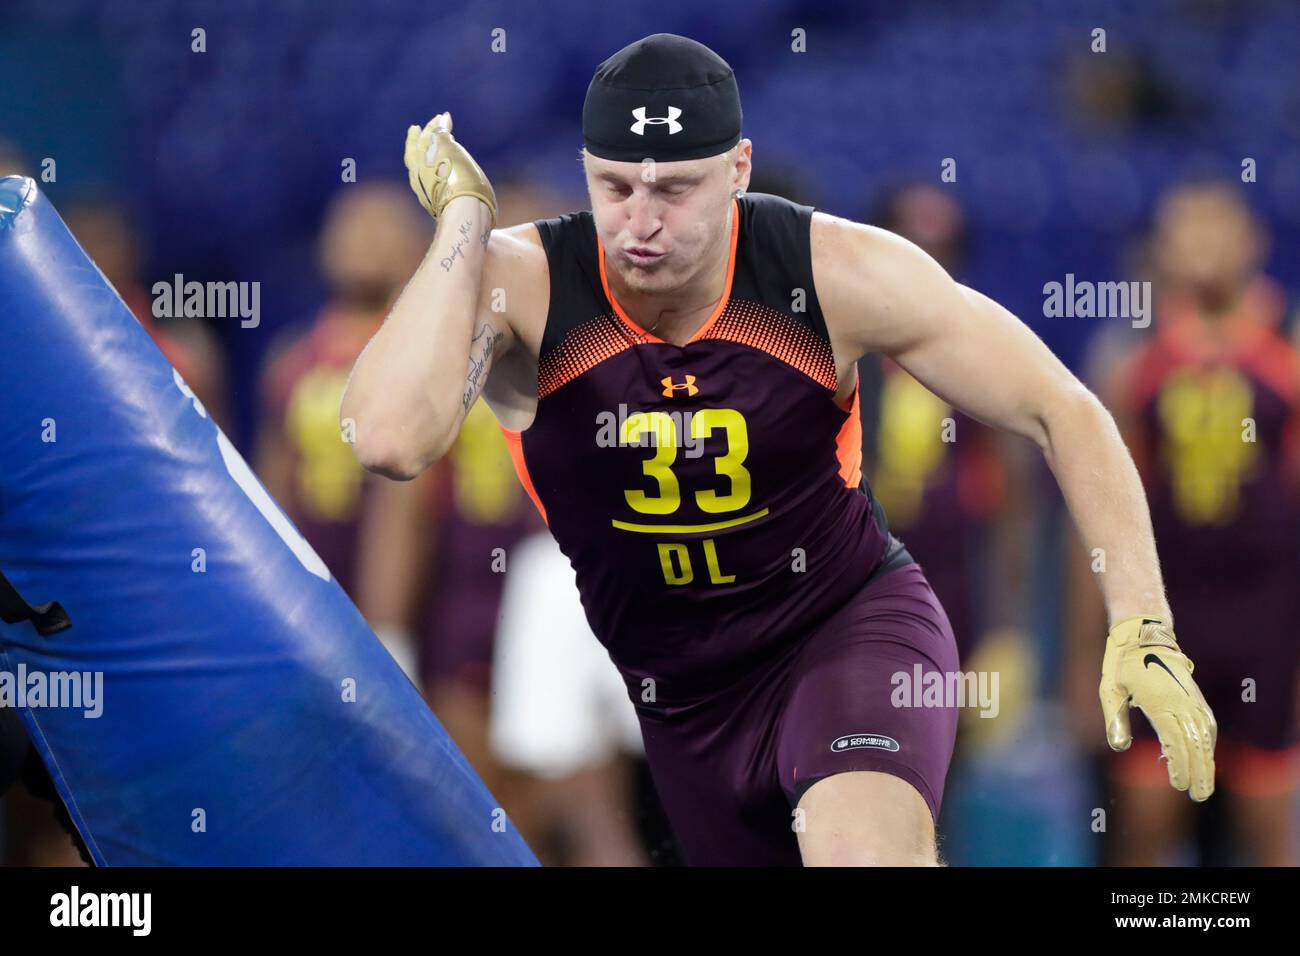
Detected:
[{"left": 341, "top": 114, "right": 536, "bottom": 480}]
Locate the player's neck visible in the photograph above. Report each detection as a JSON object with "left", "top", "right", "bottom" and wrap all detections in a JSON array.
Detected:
[
  {"left": 1190, "top": 279, "right": 1253, "bottom": 327},
  {"left": 610, "top": 226, "right": 732, "bottom": 344}
]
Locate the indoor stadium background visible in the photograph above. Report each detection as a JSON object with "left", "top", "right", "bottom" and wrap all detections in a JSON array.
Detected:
[{"left": 3, "top": 0, "right": 1298, "bottom": 866}]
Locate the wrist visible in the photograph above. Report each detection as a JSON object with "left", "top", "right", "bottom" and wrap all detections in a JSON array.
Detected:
[
  {"left": 1105, "top": 599, "right": 1172, "bottom": 632},
  {"left": 1105, "top": 615, "right": 1180, "bottom": 655},
  {"left": 1107, "top": 613, "right": 1161, "bottom": 633},
  {"left": 442, "top": 193, "right": 494, "bottom": 222}
]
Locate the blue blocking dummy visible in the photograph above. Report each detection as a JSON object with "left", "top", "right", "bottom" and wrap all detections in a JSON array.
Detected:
[{"left": 0, "top": 177, "right": 536, "bottom": 865}]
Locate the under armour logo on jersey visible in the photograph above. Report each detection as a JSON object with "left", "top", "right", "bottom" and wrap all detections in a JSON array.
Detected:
[
  {"left": 662, "top": 375, "right": 699, "bottom": 397},
  {"left": 630, "top": 106, "right": 683, "bottom": 136}
]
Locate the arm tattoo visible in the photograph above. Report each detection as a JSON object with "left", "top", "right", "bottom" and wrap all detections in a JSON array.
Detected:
[
  {"left": 439, "top": 219, "right": 476, "bottom": 272},
  {"left": 463, "top": 321, "right": 503, "bottom": 411},
  {"left": 439, "top": 216, "right": 493, "bottom": 268}
]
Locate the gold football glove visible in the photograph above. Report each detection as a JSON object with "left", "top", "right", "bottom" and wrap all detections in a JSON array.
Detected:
[
  {"left": 403, "top": 112, "right": 497, "bottom": 227},
  {"left": 1100, "top": 615, "right": 1217, "bottom": 801}
]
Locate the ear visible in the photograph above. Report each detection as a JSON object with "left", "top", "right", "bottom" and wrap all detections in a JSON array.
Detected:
[{"left": 732, "top": 139, "right": 753, "bottom": 196}]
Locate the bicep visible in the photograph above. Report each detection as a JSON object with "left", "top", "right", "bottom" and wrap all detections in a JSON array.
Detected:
[
  {"left": 816, "top": 216, "right": 1087, "bottom": 448},
  {"left": 893, "top": 282, "right": 1085, "bottom": 447},
  {"left": 469, "top": 226, "right": 547, "bottom": 429},
  {"left": 473, "top": 223, "right": 549, "bottom": 362},
  {"left": 468, "top": 233, "right": 520, "bottom": 366}
]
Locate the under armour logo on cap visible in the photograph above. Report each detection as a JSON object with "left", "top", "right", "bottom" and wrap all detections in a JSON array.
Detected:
[
  {"left": 630, "top": 106, "right": 683, "bottom": 136},
  {"left": 583, "top": 34, "right": 741, "bottom": 162}
]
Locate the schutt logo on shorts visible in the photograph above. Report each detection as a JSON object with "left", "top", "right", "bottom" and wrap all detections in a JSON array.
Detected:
[{"left": 831, "top": 733, "right": 900, "bottom": 753}]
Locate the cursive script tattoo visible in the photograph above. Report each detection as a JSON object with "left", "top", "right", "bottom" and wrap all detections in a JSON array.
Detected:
[
  {"left": 463, "top": 321, "right": 503, "bottom": 411},
  {"left": 440, "top": 219, "right": 476, "bottom": 272}
]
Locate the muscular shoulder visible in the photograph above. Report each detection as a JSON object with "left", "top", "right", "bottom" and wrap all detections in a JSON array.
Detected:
[
  {"left": 810, "top": 212, "right": 943, "bottom": 310},
  {"left": 810, "top": 211, "right": 960, "bottom": 361},
  {"left": 481, "top": 222, "right": 549, "bottom": 359}
]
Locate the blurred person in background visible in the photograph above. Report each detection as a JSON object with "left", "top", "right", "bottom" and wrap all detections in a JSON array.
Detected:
[
  {"left": 254, "top": 182, "right": 430, "bottom": 677},
  {"left": 489, "top": 531, "right": 657, "bottom": 866},
  {"left": 1066, "top": 181, "right": 1300, "bottom": 866},
  {"left": 862, "top": 184, "right": 1036, "bottom": 671},
  {"left": 64, "top": 198, "right": 232, "bottom": 432},
  {"left": 0, "top": 147, "right": 229, "bottom": 427}
]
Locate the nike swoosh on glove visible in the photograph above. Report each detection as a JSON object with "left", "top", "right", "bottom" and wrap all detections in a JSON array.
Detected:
[{"left": 1100, "top": 615, "right": 1217, "bottom": 801}]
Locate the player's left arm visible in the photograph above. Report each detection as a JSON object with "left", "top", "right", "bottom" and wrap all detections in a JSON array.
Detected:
[
  {"left": 812, "top": 212, "right": 1215, "bottom": 800},
  {"left": 812, "top": 212, "right": 1160, "bottom": 617}
]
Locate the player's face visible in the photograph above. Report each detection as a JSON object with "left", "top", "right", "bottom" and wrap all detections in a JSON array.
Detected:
[
  {"left": 1154, "top": 187, "right": 1262, "bottom": 301},
  {"left": 585, "top": 149, "right": 741, "bottom": 296},
  {"left": 320, "top": 184, "right": 429, "bottom": 308}
]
